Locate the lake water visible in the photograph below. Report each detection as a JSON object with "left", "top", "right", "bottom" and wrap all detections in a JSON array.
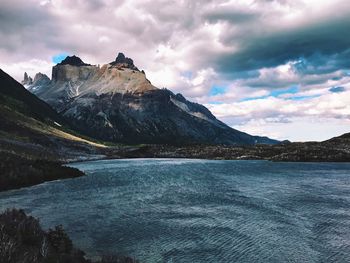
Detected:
[{"left": 1, "top": 159, "right": 350, "bottom": 262}]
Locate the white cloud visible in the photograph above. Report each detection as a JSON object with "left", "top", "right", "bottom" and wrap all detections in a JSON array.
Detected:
[
  {"left": 235, "top": 117, "right": 350, "bottom": 142},
  {"left": 0, "top": 59, "right": 53, "bottom": 82},
  {"left": 98, "top": 36, "right": 111, "bottom": 43},
  {"left": 206, "top": 86, "right": 350, "bottom": 141}
]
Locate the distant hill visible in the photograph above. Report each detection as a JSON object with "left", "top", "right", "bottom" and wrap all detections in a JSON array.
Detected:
[{"left": 107, "top": 132, "right": 350, "bottom": 162}]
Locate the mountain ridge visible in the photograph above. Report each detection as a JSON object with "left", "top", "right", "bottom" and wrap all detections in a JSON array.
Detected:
[
  {"left": 26, "top": 53, "right": 279, "bottom": 145},
  {"left": 1, "top": 67, "right": 349, "bottom": 191}
]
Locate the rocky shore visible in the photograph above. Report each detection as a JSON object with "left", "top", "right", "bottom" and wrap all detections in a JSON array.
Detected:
[{"left": 104, "top": 132, "right": 350, "bottom": 162}]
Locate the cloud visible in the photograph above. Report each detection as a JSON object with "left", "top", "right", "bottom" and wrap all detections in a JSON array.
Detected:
[
  {"left": 205, "top": 83, "right": 350, "bottom": 141},
  {"left": 0, "top": 0, "right": 350, "bottom": 140},
  {"left": 202, "top": 4, "right": 259, "bottom": 24},
  {"left": 0, "top": 59, "right": 53, "bottom": 81},
  {"left": 234, "top": 117, "right": 350, "bottom": 142}
]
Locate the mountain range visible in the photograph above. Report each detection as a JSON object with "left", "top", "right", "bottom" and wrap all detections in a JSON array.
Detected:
[
  {"left": 1, "top": 62, "right": 349, "bottom": 190},
  {"left": 24, "top": 53, "right": 278, "bottom": 145}
]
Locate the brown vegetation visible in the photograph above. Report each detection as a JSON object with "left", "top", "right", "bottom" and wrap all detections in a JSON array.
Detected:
[{"left": 0, "top": 209, "right": 139, "bottom": 263}]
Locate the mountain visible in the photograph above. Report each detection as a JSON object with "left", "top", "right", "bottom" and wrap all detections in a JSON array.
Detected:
[
  {"left": 21, "top": 72, "right": 32, "bottom": 86},
  {"left": 0, "top": 68, "right": 105, "bottom": 190},
  {"left": 27, "top": 53, "right": 279, "bottom": 145}
]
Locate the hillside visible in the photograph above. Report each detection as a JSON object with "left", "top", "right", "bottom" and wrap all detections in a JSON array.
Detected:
[{"left": 0, "top": 69, "right": 105, "bottom": 190}]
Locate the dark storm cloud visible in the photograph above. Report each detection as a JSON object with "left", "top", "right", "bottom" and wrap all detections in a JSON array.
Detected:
[
  {"left": 1, "top": 0, "right": 350, "bottom": 95},
  {"left": 214, "top": 16, "right": 350, "bottom": 75},
  {"left": 1, "top": 0, "right": 350, "bottom": 141},
  {"left": 0, "top": 0, "right": 62, "bottom": 60},
  {"left": 0, "top": 1, "right": 49, "bottom": 33}
]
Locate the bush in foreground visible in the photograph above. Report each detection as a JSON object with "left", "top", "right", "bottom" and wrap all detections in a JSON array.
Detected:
[{"left": 0, "top": 209, "right": 139, "bottom": 263}]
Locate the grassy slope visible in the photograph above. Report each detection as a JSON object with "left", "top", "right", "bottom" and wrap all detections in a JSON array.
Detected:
[
  {"left": 0, "top": 69, "right": 107, "bottom": 191},
  {"left": 0, "top": 100, "right": 105, "bottom": 160}
]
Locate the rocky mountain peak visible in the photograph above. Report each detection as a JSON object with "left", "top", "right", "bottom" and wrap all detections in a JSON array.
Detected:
[
  {"left": 21, "top": 72, "right": 33, "bottom": 86},
  {"left": 24, "top": 72, "right": 29, "bottom": 81},
  {"left": 52, "top": 56, "right": 96, "bottom": 82},
  {"left": 25, "top": 51, "right": 279, "bottom": 145},
  {"left": 110, "top": 52, "right": 139, "bottom": 70},
  {"left": 58, "top": 55, "right": 91, "bottom": 66},
  {"left": 115, "top": 52, "right": 132, "bottom": 64},
  {"left": 32, "top": 72, "right": 50, "bottom": 86}
]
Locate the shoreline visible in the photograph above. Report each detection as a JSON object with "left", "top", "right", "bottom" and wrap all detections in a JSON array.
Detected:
[
  {"left": 2, "top": 136, "right": 350, "bottom": 193},
  {"left": 0, "top": 152, "right": 85, "bottom": 192}
]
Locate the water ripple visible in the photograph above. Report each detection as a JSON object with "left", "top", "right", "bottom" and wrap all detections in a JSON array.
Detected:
[{"left": 1, "top": 159, "right": 350, "bottom": 263}]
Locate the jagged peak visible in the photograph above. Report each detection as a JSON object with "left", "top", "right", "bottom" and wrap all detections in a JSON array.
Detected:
[
  {"left": 33, "top": 72, "right": 50, "bottom": 84},
  {"left": 33, "top": 72, "right": 49, "bottom": 81},
  {"left": 21, "top": 72, "right": 33, "bottom": 86},
  {"left": 57, "top": 55, "right": 91, "bottom": 66},
  {"left": 109, "top": 52, "right": 139, "bottom": 71}
]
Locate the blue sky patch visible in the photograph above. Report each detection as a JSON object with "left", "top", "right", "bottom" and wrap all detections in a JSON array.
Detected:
[
  {"left": 269, "top": 86, "right": 299, "bottom": 97},
  {"left": 209, "top": 85, "right": 227, "bottom": 96},
  {"left": 285, "top": 95, "right": 321, "bottom": 101},
  {"left": 239, "top": 86, "right": 322, "bottom": 102},
  {"left": 329, "top": 86, "right": 346, "bottom": 93},
  {"left": 208, "top": 101, "right": 224, "bottom": 105},
  {"left": 240, "top": 95, "right": 269, "bottom": 102},
  {"left": 52, "top": 53, "right": 69, "bottom": 64},
  {"left": 240, "top": 86, "right": 299, "bottom": 102}
]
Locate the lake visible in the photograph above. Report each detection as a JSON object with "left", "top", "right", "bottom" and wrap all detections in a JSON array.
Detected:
[{"left": 1, "top": 159, "right": 350, "bottom": 262}]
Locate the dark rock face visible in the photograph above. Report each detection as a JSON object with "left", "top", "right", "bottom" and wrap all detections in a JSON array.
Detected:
[
  {"left": 52, "top": 56, "right": 93, "bottom": 83},
  {"left": 110, "top": 52, "right": 139, "bottom": 70},
  {"left": 62, "top": 89, "right": 279, "bottom": 145},
  {"left": 51, "top": 61, "right": 97, "bottom": 83},
  {"left": 33, "top": 72, "right": 50, "bottom": 84},
  {"left": 115, "top": 52, "right": 131, "bottom": 64},
  {"left": 58, "top": 55, "right": 91, "bottom": 66},
  {"left": 21, "top": 72, "right": 33, "bottom": 86},
  {"left": 30, "top": 72, "right": 51, "bottom": 90}
]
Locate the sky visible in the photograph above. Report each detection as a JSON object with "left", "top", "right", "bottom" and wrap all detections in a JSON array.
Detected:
[{"left": 0, "top": 0, "right": 350, "bottom": 142}]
